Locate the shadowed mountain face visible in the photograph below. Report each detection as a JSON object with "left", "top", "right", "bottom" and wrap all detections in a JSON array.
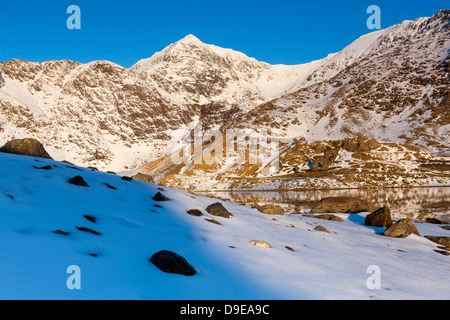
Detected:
[{"left": 0, "top": 10, "right": 449, "bottom": 180}]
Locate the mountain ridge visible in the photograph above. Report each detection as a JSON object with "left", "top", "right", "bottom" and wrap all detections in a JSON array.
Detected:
[{"left": 0, "top": 10, "right": 448, "bottom": 178}]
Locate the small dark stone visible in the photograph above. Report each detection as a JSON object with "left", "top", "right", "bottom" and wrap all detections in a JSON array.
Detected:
[
  {"left": 149, "top": 250, "right": 196, "bottom": 276},
  {"left": 52, "top": 230, "right": 70, "bottom": 236},
  {"left": 285, "top": 246, "right": 295, "bottom": 252},
  {"left": 103, "top": 183, "right": 116, "bottom": 190},
  {"left": 121, "top": 176, "right": 133, "bottom": 181},
  {"left": 76, "top": 226, "right": 101, "bottom": 236},
  {"left": 187, "top": 209, "right": 203, "bottom": 216},
  {"left": 89, "top": 253, "right": 99, "bottom": 257},
  {"left": 434, "top": 250, "right": 450, "bottom": 256},
  {"left": 205, "top": 218, "right": 221, "bottom": 225},
  {"left": 68, "top": 176, "right": 89, "bottom": 187},
  {"left": 153, "top": 192, "right": 169, "bottom": 201},
  {"left": 83, "top": 215, "right": 96, "bottom": 223},
  {"left": 32, "top": 165, "right": 52, "bottom": 170}
]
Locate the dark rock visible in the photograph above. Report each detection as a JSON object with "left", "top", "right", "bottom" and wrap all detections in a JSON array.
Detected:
[
  {"left": 149, "top": 250, "right": 196, "bottom": 276},
  {"left": 383, "top": 218, "right": 420, "bottom": 238},
  {"left": 0, "top": 138, "right": 52, "bottom": 159},
  {"left": 52, "top": 230, "right": 70, "bottom": 236},
  {"left": 434, "top": 249, "right": 449, "bottom": 256},
  {"left": 32, "top": 165, "right": 52, "bottom": 170},
  {"left": 424, "top": 236, "right": 450, "bottom": 248},
  {"left": 76, "top": 226, "right": 101, "bottom": 236},
  {"left": 153, "top": 192, "right": 169, "bottom": 201},
  {"left": 68, "top": 175, "right": 89, "bottom": 187},
  {"left": 187, "top": 209, "right": 203, "bottom": 216},
  {"left": 103, "top": 183, "right": 116, "bottom": 190},
  {"left": 312, "top": 197, "right": 376, "bottom": 214},
  {"left": 206, "top": 202, "right": 230, "bottom": 218},
  {"left": 365, "top": 206, "right": 393, "bottom": 228},
  {"left": 83, "top": 215, "right": 96, "bottom": 223},
  {"left": 121, "top": 176, "right": 133, "bottom": 181},
  {"left": 425, "top": 218, "right": 449, "bottom": 225},
  {"left": 285, "top": 246, "right": 295, "bottom": 252}
]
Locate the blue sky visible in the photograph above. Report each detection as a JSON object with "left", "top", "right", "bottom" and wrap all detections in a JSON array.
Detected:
[{"left": 0, "top": 0, "right": 447, "bottom": 67}]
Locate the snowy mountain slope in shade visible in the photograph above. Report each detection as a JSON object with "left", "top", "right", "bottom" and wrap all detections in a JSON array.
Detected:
[
  {"left": 0, "top": 59, "right": 197, "bottom": 171},
  {"left": 0, "top": 152, "right": 449, "bottom": 299}
]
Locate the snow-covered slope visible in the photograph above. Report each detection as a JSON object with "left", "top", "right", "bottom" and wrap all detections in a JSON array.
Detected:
[{"left": 0, "top": 152, "right": 448, "bottom": 299}]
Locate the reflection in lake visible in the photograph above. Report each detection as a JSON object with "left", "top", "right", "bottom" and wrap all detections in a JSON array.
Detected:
[{"left": 201, "top": 187, "right": 450, "bottom": 221}]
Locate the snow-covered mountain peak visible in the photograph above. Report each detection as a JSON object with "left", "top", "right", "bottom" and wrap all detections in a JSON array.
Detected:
[{"left": 176, "top": 33, "right": 203, "bottom": 45}]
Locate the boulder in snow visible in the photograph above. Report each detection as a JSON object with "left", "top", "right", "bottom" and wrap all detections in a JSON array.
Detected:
[
  {"left": 383, "top": 218, "right": 420, "bottom": 238},
  {"left": 68, "top": 175, "right": 89, "bottom": 187},
  {"left": 365, "top": 206, "right": 393, "bottom": 228},
  {"left": 153, "top": 192, "right": 170, "bottom": 201},
  {"left": 206, "top": 202, "right": 230, "bottom": 218},
  {"left": 149, "top": 250, "right": 196, "bottom": 276},
  {"left": 0, "top": 138, "right": 52, "bottom": 159}
]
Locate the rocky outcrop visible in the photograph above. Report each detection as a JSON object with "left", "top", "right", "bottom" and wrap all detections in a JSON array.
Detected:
[
  {"left": 383, "top": 218, "right": 420, "bottom": 238},
  {"left": 342, "top": 136, "right": 381, "bottom": 153},
  {"left": 255, "top": 204, "right": 284, "bottom": 215},
  {"left": 0, "top": 138, "right": 52, "bottom": 159},
  {"left": 312, "top": 197, "right": 376, "bottom": 214},
  {"left": 0, "top": 72, "right": 5, "bottom": 88},
  {"left": 131, "top": 173, "right": 154, "bottom": 183}
]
